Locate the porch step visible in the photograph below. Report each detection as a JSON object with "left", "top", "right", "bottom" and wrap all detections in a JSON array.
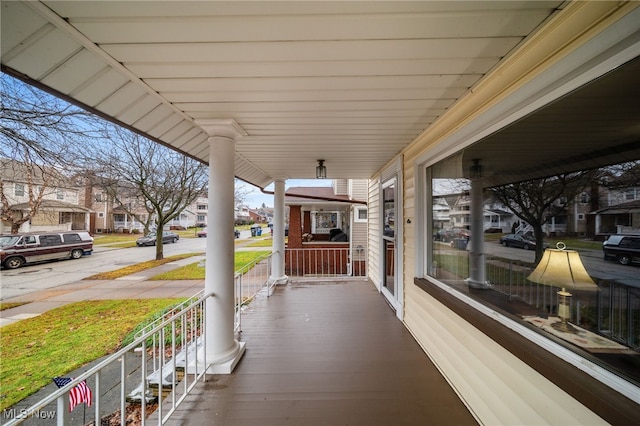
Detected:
[{"left": 126, "top": 338, "right": 201, "bottom": 404}]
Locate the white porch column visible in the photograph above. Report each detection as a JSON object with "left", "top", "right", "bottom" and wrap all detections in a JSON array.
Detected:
[
  {"left": 468, "top": 160, "right": 487, "bottom": 289},
  {"left": 198, "top": 119, "right": 246, "bottom": 374},
  {"left": 270, "top": 178, "right": 288, "bottom": 286}
]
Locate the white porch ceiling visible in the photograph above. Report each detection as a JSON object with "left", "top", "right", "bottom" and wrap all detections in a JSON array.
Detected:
[{"left": 1, "top": 0, "right": 567, "bottom": 189}]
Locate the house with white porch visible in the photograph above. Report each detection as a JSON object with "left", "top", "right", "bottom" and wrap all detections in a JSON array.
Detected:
[
  {"left": 3, "top": 2, "right": 639, "bottom": 424},
  {"left": 0, "top": 159, "right": 90, "bottom": 233}
]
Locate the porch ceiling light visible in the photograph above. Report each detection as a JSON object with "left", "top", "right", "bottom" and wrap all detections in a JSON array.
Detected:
[
  {"left": 527, "top": 242, "right": 598, "bottom": 333},
  {"left": 316, "top": 159, "right": 326, "bottom": 179}
]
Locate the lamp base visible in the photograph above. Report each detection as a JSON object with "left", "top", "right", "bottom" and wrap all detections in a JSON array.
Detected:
[{"left": 551, "top": 319, "right": 578, "bottom": 334}]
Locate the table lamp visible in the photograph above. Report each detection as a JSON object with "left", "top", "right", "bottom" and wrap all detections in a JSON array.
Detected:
[{"left": 527, "top": 242, "right": 598, "bottom": 333}]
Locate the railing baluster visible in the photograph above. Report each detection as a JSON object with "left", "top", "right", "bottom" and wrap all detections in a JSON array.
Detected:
[
  {"left": 141, "top": 338, "right": 147, "bottom": 426},
  {"left": 120, "top": 351, "right": 126, "bottom": 426},
  {"left": 94, "top": 371, "right": 101, "bottom": 426}
]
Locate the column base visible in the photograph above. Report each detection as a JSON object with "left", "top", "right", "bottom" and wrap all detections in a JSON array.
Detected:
[
  {"left": 269, "top": 275, "right": 289, "bottom": 286},
  {"left": 190, "top": 341, "right": 246, "bottom": 375},
  {"left": 465, "top": 277, "right": 490, "bottom": 289}
]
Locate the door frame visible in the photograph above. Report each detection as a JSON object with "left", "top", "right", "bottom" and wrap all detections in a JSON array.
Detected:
[{"left": 379, "top": 159, "right": 403, "bottom": 320}]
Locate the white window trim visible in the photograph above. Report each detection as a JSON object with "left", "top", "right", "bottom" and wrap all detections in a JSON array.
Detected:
[{"left": 353, "top": 206, "right": 368, "bottom": 223}]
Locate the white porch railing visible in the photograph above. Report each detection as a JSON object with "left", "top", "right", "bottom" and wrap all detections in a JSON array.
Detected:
[
  {"left": 284, "top": 247, "right": 367, "bottom": 277},
  {"left": 234, "top": 252, "right": 274, "bottom": 332},
  {"left": 4, "top": 253, "right": 275, "bottom": 426},
  {"left": 3, "top": 292, "right": 211, "bottom": 426}
]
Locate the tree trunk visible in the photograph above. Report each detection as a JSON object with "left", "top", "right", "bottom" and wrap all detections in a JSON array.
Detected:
[
  {"left": 155, "top": 237, "right": 164, "bottom": 261},
  {"left": 532, "top": 225, "right": 547, "bottom": 264}
]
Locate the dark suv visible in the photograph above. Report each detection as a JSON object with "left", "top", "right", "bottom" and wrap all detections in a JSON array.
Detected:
[{"left": 603, "top": 234, "right": 640, "bottom": 266}]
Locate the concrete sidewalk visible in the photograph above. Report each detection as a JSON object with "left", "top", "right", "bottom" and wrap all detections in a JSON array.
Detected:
[{"left": 0, "top": 255, "right": 206, "bottom": 328}]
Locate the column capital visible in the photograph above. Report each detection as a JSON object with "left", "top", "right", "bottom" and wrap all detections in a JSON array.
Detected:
[{"left": 196, "top": 118, "right": 247, "bottom": 140}]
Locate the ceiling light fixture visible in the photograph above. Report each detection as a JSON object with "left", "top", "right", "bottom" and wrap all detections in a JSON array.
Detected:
[{"left": 316, "top": 159, "right": 326, "bottom": 179}]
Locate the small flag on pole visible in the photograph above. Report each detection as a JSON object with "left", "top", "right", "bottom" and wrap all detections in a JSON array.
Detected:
[{"left": 53, "top": 377, "right": 92, "bottom": 412}]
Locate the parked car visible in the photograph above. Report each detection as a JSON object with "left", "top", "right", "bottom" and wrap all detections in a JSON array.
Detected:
[
  {"left": 197, "top": 227, "right": 241, "bottom": 239},
  {"left": 0, "top": 231, "right": 93, "bottom": 269},
  {"left": 498, "top": 233, "right": 546, "bottom": 250},
  {"left": 603, "top": 234, "right": 640, "bottom": 265},
  {"left": 435, "top": 228, "right": 470, "bottom": 242},
  {"left": 136, "top": 231, "right": 179, "bottom": 246}
]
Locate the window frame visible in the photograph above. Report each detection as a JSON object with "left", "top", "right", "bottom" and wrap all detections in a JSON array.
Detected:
[
  {"left": 354, "top": 206, "right": 368, "bottom": 223},
  {"left": 415, "top": 159, "right": 638, "bottom": 414},
  {"left": 14, "top": 183, "right": 24, "bottom": 196}
]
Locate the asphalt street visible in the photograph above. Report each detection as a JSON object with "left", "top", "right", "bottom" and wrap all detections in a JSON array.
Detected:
[{"left": 0, "top": 237, "right": 208, "bottom": 301}]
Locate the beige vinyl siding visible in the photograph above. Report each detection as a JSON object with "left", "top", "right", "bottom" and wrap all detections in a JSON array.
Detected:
[
  {"left": 333, "top": 179, "right": 349, "bottom": 196},
  {"left": 350, "top": 220, "right": 367, "bottom": 250},
  {"left": 395, "top": 2, "right": 633, "bottom": 423},
  {"left": 367, "top": 176, "right": 380, "bottom": 289},
  {"left": 349, "top": 179, "right": 368, "bottom": 201},
  {"left": 403, "top": 287, "right": 606, "bottom": 425}
]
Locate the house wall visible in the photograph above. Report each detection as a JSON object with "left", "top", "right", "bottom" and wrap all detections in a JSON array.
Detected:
[
  {"left": 367, "top": 2, "right": 639, "bottom": 424},
  {"left": 333, "top": 179, "right": 349, "bottom": 196},
  {"left": 350, "top": 216, "right": 367, "bottom": 275},
  {"left": 349, "top": 179, "right": 368, "bottom": 200},
  {"left": 367, "top": 177, "right": 381, "bottom": 290}
]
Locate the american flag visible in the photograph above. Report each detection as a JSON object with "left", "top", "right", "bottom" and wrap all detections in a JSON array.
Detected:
[{"left": 52, "top": 377, "right": 92, "bottom": 412}]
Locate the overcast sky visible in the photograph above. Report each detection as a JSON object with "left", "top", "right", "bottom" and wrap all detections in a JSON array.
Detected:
[{"left": 239, "top": 179, "right": 332, "bottom": 209}]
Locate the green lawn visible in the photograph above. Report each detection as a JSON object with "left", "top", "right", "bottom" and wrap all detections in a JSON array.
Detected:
[
  {"left": 1, "top": 248, "right": 271, "bottom": 410},
  {"left": 85, "top": 253, "right": 201, "bottom": 280},
  {"left": 244, "top": 237, "right": 273, "bottom": 247},
  {"left": 0, "top": 299, "right": 181, "bottom": 410},
  {"left": 151, "top": 250, "right": 271, "bottom": 280}
]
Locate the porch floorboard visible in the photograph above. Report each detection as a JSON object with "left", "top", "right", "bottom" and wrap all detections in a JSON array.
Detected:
[{"left": 165, "top": 279, "right": 477, "bottom": 425}]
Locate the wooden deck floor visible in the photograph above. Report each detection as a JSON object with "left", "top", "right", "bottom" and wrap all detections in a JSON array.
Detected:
[{"left": 164, "top": 279, "right": 477, "bottom": 425}]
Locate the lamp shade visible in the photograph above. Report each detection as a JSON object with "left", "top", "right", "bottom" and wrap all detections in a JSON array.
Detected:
[{"left": 527, "top": 247, "right": 598, "bottom": 291}]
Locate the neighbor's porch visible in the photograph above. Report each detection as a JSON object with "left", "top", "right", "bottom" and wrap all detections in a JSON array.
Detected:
[{"left": 158, "top": 278, "right": 476, "bottom": 425}]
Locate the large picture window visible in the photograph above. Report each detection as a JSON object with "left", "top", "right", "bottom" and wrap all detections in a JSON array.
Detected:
[{"left": 424, "top": 156, "right": 639, "bottom": 387}]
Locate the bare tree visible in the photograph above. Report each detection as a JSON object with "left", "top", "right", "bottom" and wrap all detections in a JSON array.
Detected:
[
  {"left": 234, "top": 180, "right": 253, "bottom": 207},
  {"left": 489, "top": 171, "right": 598, "bottom": 263},
  {"left": 1, "top": 74, "right": 103, "bottom": 232},
  {"left": 93, "top": 127, "right": 208, "bottom": 260},
  {"left": 600, "top": 160, "right": 640, "bottom": 189}
]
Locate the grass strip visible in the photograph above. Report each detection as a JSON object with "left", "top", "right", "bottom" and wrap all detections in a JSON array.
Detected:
[
  {"left": 0, "top": 302, "right": 28, "bottom": 311},
  {"left": 151, "top": 250, "right": 271, "bottom": 280},
  {"left": 244, "top": 238, "right": 273, "bottom": 247},
  {"left": 0, "top": 299, "right": 180, "bottom": 410},
  {"left": 84, "top": 253, "right": 201, "bottom": 280}
]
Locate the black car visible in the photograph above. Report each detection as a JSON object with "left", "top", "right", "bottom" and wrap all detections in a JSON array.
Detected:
[
  {"left": 603, "top": 234, "right": 640, "bottom": 265},
  {"left": 136, "top": 231, "right": 179, "bottom": 246},
  {"left": 498, "top": 234, "right": 545, "bottom": 250}
]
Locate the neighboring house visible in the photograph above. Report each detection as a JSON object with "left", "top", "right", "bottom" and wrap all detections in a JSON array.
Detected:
[
  {"left": 235, "top": 205, "right": 252, "bottom": 223},
  {"left": 111, "top": 206, "right": 147, "bottom": 233},
  {"left": 167, "top": 208, "right": 197, "bottom": 229},
  {"left": 78, "top": 176, "right": 149, "bottom": 234},
  {"left": 284, "top": 179, "right": 368, "bottom": 276},
  {"left": 248, "top": 209, "right": 268, "bottom": 223},
  {"left": 446, "top": 193, "right": 518, "bottom": 233},
  {"left": 593, "top": 199, "right": 640, "bottom": 236},
  {"left": 0, "top": 159, "right": 90, "bottom": 233},
  {"left": 193, "top": 196, "right": 208, "bottom": 227}
]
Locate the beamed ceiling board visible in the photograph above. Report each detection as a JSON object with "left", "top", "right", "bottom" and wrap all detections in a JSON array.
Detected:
[
  {"left": 102, "top": 38, "right": 523, "bottom": 62},
  {"left": 125, "top": 58, "right": 501, "bottom": 79},
  {"left": 2, "top": 1, "right": 639, "bottom": 188}
]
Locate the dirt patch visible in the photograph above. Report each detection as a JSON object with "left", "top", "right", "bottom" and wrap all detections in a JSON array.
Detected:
[{"left": 86, "top": 403, "right": 158, "bottom": 426}]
